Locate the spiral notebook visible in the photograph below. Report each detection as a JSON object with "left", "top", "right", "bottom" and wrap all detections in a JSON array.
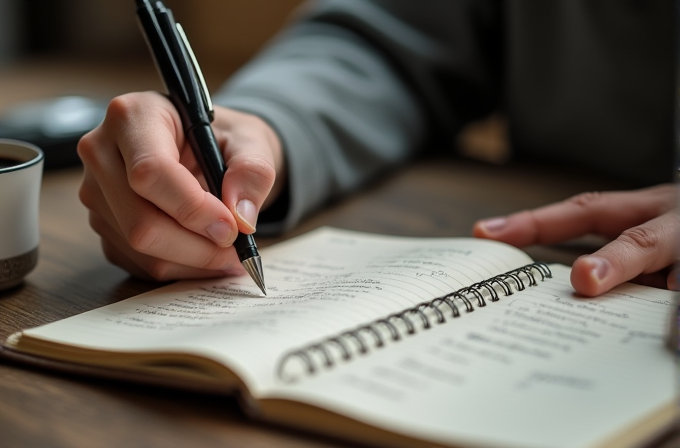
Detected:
[{"left": 2, "top": 227, "right": 677, "bottom": 448}]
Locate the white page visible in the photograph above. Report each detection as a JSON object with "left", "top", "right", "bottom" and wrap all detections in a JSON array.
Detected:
[
  {"left": 270, "top": 265, "right": 676, "bottom": 448},
  {"left": 17, "top": 228, "right": 533, "bottom": 394}
]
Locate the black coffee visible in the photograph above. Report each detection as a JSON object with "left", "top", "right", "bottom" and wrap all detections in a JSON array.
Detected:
[{"left": 0, "top": 156, "right": 23, "bottom": 169}]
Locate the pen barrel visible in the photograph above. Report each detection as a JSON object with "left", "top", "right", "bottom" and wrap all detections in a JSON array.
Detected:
[
  {"left": 137, "top": 0, "right": 212, "bottom": 126},
  {"left": 136, "top": 0, "right": 263, "bottom": 283},
  {"left": 187, "top": 124, "right": 260, "bottom": 261},
  {"left": 185, "top": 123, "right": 225, "bottom": 199},
  {"left": 234, "top": 233, "right": 260, "bottom": 260}
]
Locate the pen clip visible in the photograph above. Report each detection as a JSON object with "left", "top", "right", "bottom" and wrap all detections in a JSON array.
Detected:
[{"left": 175, "top": 23, "right": 214, "bottom": 122}]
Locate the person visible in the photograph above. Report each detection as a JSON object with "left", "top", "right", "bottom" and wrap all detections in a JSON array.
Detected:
[{"left": 77, "top": 0, "right": 678, "bottom": 297}]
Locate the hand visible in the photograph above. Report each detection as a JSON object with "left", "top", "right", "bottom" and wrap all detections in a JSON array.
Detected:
[
  {"left": 78, "top": 91, "right": 285, "bottom": 281},
  {"left": 472, "top": 184, "right": 680, "bottom": 297}
]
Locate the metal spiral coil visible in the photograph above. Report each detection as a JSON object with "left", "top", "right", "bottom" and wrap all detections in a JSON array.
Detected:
[{"left": 277, "top": 262, "right": 551, "bottom": 382}]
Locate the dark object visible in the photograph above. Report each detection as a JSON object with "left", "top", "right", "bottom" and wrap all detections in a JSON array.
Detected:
[
  {"left": 135, "top": 0, "right": 266, "bottom": 294},
  {"left": 0, "top": 156, "right": 23, "bottom": 169},
  {"left": 0, "top": 96, "right": 107, "bottom": 169}
]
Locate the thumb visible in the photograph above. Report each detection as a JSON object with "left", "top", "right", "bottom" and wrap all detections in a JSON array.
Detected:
[
  {"left": 570, "top": 212, "right": 680, "bottom": 297},
  {"left": 222, "top": 152, "right": 277, "bottom": 234},
  {"left": 212, "top": 108, "right": 283, "bottom": 235}
]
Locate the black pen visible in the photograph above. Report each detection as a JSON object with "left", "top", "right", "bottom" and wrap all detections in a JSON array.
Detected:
[{"left": 135, "top": 0, "right": 266, "bottom": 294}]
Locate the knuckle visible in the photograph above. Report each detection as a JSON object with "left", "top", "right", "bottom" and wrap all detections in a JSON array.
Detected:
[
  {"left": 108, "top": 91, "right": 176, "bottom": 126},
  {"left": 78, "top": 184, "right": 95, "bottom": 210},
  {"left": 174, "top": 191, "right": 207, "bottom": 224},
  {"left": 239, "top": 155, "right": 276, "bottom": 186},
  {"left": 522, "top": 210, "right": 542, "bottom": 243},
  {"left": 567, "top": 191, "right": 603, "bottom": 209},
  {"left": 106, "top": 92, "right": 176, "bottom": 132},
  {"left": 126, "top": 215, "right": 162, "bottom": 253},
  {"left": 106, "top": 93, "right": 142, "bottom": 123},
  {"left": 76, "top": 130, "right": 99, "bottom": 164},
  {"left": 127, "top": 155, "right": 162, "bottom": 195},
  {"left": 618, "top": 226, "right": 660, "bottom": 252},
  {"left": 144, "top": 259, "right": 175, "bottom": 282}
]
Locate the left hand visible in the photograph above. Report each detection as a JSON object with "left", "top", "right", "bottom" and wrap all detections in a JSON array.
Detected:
[{"left": 472, "top": 184, "right": 680, "bottom": 297}]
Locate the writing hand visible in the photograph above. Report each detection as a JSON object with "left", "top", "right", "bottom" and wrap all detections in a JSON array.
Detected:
[
  {"left": 472, "top": 184, "right": 679, "bottom": 297},
  {"left": 78, "top": 92, "right": 284, "bottom": 281}
]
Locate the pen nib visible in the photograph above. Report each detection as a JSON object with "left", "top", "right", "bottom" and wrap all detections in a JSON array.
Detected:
[{"left": 242, "top": 256, "right": 266, "bottom": 295}]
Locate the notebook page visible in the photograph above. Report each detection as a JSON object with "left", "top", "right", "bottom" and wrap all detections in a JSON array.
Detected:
[
  {"left": 16, "top": 228, "right": 532, "bottom": 394},
  {"left": 269, "top": 265, "right": 676, "bottom": 448}
]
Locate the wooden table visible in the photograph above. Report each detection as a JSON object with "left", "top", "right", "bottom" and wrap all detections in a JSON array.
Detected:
[{"left": 0, "top": 156, "right": 676, "bottom": 448}]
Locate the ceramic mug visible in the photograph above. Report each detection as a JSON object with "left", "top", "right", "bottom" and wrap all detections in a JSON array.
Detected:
[{"left": 0, "top": 139, "right": 43, "bottom": 290}]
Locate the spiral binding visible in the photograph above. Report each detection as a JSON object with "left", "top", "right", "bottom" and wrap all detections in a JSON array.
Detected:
[{"left": 277, "top": 262, "right": 551, "bottom": 382}]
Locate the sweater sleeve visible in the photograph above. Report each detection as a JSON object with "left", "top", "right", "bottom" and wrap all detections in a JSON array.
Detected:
[{"left": 214, "top": 0, "right": 502, "bottom": 233}]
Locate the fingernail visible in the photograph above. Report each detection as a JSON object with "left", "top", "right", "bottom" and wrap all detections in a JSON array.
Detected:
[
  {"left": 236, "top": 199, "right": 257, "bottom": 232},
  {"left": 585, "top": 256, "right": 609, "bottom": 282},
  {"left": 206, "top": 220, "right": 233, "bottom": 247},
  {"left": 480, "top": 217, "right": 507, "bottom": 233}
]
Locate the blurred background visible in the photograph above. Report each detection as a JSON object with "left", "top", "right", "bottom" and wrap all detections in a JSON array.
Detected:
[
  {"left": 0, "top": 0, "right": 505, "bottom": 169},
  {"left": 0, "top": 0, "right": 304, "bottom": 99},
  {"left": 0, "top": 0, "right": 304, "bottom": 168}
]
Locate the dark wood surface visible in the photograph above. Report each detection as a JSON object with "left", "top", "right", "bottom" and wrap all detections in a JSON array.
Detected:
[{"left": 0, "top": 156, "right": 677, "bottom": 448}]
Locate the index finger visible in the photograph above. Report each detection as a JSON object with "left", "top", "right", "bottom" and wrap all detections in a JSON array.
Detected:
[{"left": 473, "top": 185, "right": 677, "bottom": 247}]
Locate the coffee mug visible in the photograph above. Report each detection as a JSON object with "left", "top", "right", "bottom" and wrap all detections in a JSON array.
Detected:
[{"left": 0, "top": 139, "right": 43, "bottom": 290}]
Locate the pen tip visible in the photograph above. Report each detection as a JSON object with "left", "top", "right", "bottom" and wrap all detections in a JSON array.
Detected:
[{"left": 242, "top": 256, "right": 266, "bottom": 296}]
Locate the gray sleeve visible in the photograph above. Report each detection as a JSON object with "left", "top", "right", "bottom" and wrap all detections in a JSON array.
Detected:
[{"left": 214, "top": 0, "right": 502, "bottom": 233}]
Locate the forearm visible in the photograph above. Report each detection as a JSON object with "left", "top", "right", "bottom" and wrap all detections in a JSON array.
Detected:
[
  {"left": 215, "top": 0, "right": 502, "bottom": 231},
  {"left": 215, "top": 27, "right": 425, "bottom": 231}
]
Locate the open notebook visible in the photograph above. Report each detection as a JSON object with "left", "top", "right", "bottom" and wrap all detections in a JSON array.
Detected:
[{"left": 2, "top": 227, "right": 677, "bottom": 448}]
